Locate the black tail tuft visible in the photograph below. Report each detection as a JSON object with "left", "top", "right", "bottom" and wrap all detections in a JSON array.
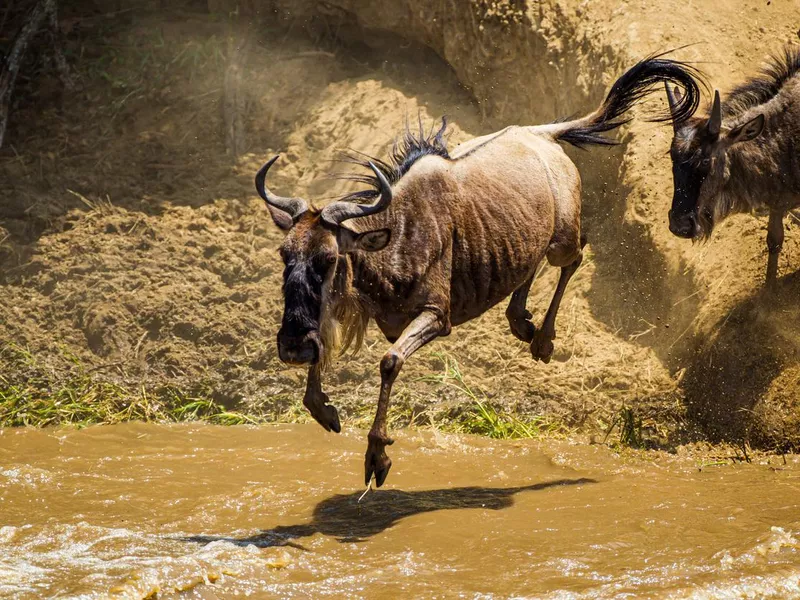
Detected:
[
  {"left": 555, "top": 116, "right": 631, "bottom": 149},
  {"left": 558, "top": 52, "right": 705, "bottom": 149}
]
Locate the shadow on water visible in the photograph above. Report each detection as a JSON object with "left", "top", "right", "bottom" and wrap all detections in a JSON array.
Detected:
[{"left": 182, "top": 478, "right": 597, "bottom": 548}]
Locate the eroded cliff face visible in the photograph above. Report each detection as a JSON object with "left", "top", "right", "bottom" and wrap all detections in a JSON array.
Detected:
[{"left": 277, "top": 0, "right": 621, "bottom": 122}]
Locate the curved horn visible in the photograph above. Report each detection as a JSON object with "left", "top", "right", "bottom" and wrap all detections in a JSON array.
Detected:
[
  {"left": 665, "top": 83, "right": 683, "bottom": 132},
  {"left": 321, "top": 161, "right": 393, "bottom": 226},
  {"left": 707, "top": 90, "right": 722, "bottom": 139},
  {"left": 255, "top": 156, "right": 308, "bottom": 222}
]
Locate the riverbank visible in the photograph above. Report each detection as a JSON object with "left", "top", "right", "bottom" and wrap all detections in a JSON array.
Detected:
[{"left": 1, "top": 0, "right": 799, "bottom": 452}]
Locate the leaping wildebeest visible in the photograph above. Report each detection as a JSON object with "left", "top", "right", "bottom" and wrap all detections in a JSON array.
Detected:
[
  {"left": 667, "top": 46, "right": 800, "bottom": 288},
  {"left": 257, "top": 56, "right": 700, "bottom": 487}
]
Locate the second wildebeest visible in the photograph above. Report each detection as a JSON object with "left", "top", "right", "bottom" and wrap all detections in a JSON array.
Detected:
[
  {"left": 257, "top": 55, "right": 700, "bottom": 487},
  {"left": 667, "top": 46, "right": 800, "bottom": 288}
]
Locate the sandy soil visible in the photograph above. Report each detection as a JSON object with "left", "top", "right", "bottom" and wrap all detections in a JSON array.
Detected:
[{"left": 1, "top": 0, "right": 798, "bottom": 448}]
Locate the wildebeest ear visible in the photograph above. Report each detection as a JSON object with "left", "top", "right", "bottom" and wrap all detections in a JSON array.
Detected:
[
  {"left": 265, "top": 205, "right": 295, "bottom": 231},
  {"left": 727, "top": 114, "right": 765, "bottom": 145},
  {"left": 355, "top": 229, "right": 391, "bottom": 252}
]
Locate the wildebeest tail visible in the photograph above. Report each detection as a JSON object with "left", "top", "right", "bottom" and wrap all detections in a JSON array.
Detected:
[{"left": 550, "top": 53, "right": 704, "bottom": 148}]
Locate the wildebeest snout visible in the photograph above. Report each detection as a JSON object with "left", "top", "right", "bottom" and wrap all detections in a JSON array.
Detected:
[
  {"left": 277, "top": 329, "right": 321, "bottom": 365},
  {"left": 668, "top": 209, "right": 699, "bottom": 239}
]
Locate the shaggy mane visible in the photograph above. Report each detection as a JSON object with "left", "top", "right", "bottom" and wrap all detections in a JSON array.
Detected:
[
  {"left": 319, "top": 287, "right": 368, "bottom": 372},
  {"left": 724, "top": 45, "right": 800, "bottom": 116},
  {"left": 335, "top": 117, "right": 451, "bottom": 201}
]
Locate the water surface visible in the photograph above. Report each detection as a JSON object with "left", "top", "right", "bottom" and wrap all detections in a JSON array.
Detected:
[{"left": 1, "top": 423, "right": 799, "bottom": 598}]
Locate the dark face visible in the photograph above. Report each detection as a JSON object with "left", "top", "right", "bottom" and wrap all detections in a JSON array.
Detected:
[
  {"left": 667, "top": 126, "right": 713, "bottom": 239},
  {"left": 257, "top": 155, "right": 393, "bottom": 367},
  {"left": 276, "top": 215, "right": 338, "bottom": 366},
  {"left": 667, "top": 108, "right": 766, "bottom": 241}
]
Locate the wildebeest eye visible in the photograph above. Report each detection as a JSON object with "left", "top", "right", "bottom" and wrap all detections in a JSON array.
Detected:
[
  {"left": 322, "top": 253, "right": 337, "bottom": 267},
  {"left": 311, "top": 252, "right": 336, "bottom": 271}
]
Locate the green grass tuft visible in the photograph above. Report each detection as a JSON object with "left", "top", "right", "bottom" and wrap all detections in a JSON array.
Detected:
[
  {"left": 420, "top": 352, "right": 557, "bottom": 440},
  {"left": 0, "top": 343, "right": 267, "bottom": 428},
  {"left": 1, "top": 344, "right": 560, "bottom": 440},
  {"left": 619, "top": 406, "right": 644, "bottom": 448},
  {"left": 601, "top": 404, "right": 645, "bottom": 449}
]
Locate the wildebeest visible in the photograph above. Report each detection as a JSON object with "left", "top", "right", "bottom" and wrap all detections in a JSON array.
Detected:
[
  {"left": 666, "top": 46, "right": 800, "bottom": 288},
  {"left": 257, "top": 56, "right": 700, "bottom": 487}
]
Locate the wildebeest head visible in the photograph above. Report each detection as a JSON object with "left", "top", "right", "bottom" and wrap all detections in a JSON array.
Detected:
[
  {"left": 255, "top": 156, "right": 392, "bottom": 367},
  {"left": 666, "top": 86, "right": 765, "bottom": 239}
]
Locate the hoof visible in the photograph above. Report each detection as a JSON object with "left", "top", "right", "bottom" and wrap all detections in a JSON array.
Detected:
[
  {"left": 531, "top": 332, "right": 554, "bottom": 363},
  {"left": 365, "top": 454, "right": 392, "bottom": 488},
  {"left": 324, "top": 404, "right": 341, "bottom": 433},
  {"left": 514, "top": 320, "right": 535, "bottom": 343},
  {"left": 509, "top": 310, "right": 536, "bottom": 343},
  {"left": 365, "top": 436, "right": 394, "bottom": 487},
  {"left": 312, "top": 404, "right": 341, "bottom": 433},
  {"left": 374, "top": 460, "right": 392, "bottom": 488}
]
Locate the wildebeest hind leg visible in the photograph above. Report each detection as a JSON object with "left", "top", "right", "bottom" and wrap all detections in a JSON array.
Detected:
[
  {"left": 366, "top": 309, "right": 447, "bottom": 488},
  {"left": 531, "top": 250, "right": 583, "bottom": 363},
  {"left": 506, "top": 275, "right": 536, "bottom": 342},
  {"left": 302, "top": 366, "right": 341, "bottom": 433},
  {"left": 765, "top": 208, "right": 785, "bottom": 290}
]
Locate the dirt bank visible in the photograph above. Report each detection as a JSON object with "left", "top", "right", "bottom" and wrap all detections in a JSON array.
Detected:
[
  {"left": 261, "top": 0, "right": 800, "bottom": 448},
  {"left": 1, "top": 0, "right": 798, "bottom": 449}
]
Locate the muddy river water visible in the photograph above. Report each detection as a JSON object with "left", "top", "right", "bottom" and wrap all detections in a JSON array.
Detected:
[{"left": 1, "top": 423, "right": 800, "bottom": 599}]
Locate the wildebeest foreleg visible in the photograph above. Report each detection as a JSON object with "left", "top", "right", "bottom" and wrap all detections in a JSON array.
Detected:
[
  {"left": 766, "top": 208, "right": 785, "bottom": 289},
  {"left": 531, "top": 252, "right": 583, "bottom": 363},
  {"left": 366, "top": 310, "right": 446, "bottom": 487},
  {"left": 303, "top": 366, "right": 341, "bottom": 433},
  {"left": 506, "top": 275, "right": 536, "bottom": 343}
]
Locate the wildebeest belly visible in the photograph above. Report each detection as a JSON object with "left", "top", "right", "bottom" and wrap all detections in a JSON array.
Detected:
[
  {"left": 445, "top": 130, "right": 564, "bottom": 325},
  {"left": 448, "top": 204, "right": 553, "bottom": 326}
]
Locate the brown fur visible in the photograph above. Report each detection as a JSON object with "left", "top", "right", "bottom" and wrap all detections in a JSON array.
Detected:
[
  {"left": 344, "top": 128, "right": 582, "bottom": 334},
  {"left": 277, "top": 126, "right": 585, "bottom": 487}
]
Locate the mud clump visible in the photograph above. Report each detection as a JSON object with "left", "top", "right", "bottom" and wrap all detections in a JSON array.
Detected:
[{"left": 683, "top": 281, "right": 800, "bottom": 450}]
